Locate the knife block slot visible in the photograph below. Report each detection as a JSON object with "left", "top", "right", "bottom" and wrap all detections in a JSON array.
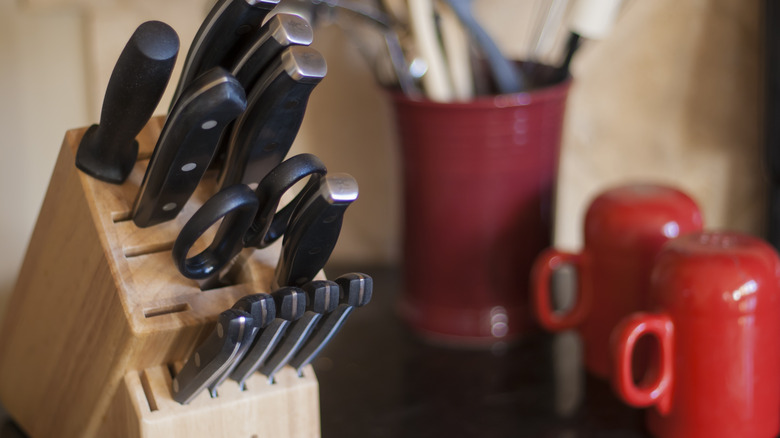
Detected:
[{"left": 0, "top": 117, "right": 321, "bottom": 438}]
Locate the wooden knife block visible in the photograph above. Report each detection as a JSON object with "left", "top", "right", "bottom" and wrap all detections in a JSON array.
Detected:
[{"left": 0, "top": 117, "right": 320, "bottom": 438}]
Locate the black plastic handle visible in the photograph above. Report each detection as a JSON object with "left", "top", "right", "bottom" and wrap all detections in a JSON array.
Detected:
[
  {"left": 171, "top": 184, "right": 258, "bottom": 279},
  {"left": 244, "top": 153, "right": 327, "bottom": 248},
  {"left": 76, "top": 21, "right": 179, "bottom": 184}
]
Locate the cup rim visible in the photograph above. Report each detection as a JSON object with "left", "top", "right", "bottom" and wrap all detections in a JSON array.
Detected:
[{"left": 387, "top": 77, "right": 573, "bottom": 109}]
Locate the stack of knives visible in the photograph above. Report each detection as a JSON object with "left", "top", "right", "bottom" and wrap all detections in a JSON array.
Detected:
[{"left": 74, "top": 1, "right": 372, "bottom": 405}]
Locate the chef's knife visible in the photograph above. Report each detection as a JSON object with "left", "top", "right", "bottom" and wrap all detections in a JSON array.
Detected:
[
  {"left": 259, "top": 280, "right": 340, "bottom": 383},
  {"left": 288, "top": 273, "right": 373, "bottom": 375},
  {"left": 171, "top": 309, "right": 254, "bottom": 404},
  {"left": 272, "top": 173, "right": 359, "bottom": 289},
  {"left": 132, "top": 67, "right": 247, "bottom": 228},
  {"left": 230, "top": 286, "right": 307, "bottom": 389},
  {"left": 76, "top": 21, "right": 178, "bottom": 184},
  {"left": 206, "top": 293, "right": 276, "bottom": 396},
  {"left": 169, "top": 0, "right": 280, "bottom": 107},
  {"left": 217, "top": 45, "right": 327, "bottom": 189},
  {"left": 229, "top": 13, "right": 314, "bottom": 89}
]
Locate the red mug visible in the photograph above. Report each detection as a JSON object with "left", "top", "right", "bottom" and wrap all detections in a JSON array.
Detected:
[
  {"left": 531, "top": 184, "right": 702, "bottom": 378},
  {"left": 612, "top": 231, "right": 780, "bottom": 438}
]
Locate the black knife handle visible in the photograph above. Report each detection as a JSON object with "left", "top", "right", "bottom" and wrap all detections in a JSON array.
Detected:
[
  {"left": 172, "top": 184, "right": 259, "bottom": 279},
  {"left": 259, "top": 280, "right": 340, "bottom": 382},
  {"left": 172, "top": 309, "right": 253, "bottom": 404},
  {"left": 207, "top": 293, "right": 278, "bottom": 396},
  {"left": 273, "top": 173, "right": 359, "bottom": 289},
  {"left": 170, "top": 0, "right": 280, "bottom": 107},
  {"left": 233, "top": 293, "right": 277, "bottom": 328},
  {"left": 76, "top": 21, "right": 178, "bottom": 184},
  {"left": 228, "top": 286, "right": 307, "bottom": 388},
  {"left": 230, "top": 13, "right": 314, "bottom": 89},
  {"left": 132, "top": 68, "right": 247, "bottom": 228},
  {"left": 288, "top": 273, "right": 373, "bottom": 374},
  {"left": 334, "top": 272, "right": 374, "bottom": 307},
  {"left": 218, "top": 45, "right": 327, "bottom": 189}
]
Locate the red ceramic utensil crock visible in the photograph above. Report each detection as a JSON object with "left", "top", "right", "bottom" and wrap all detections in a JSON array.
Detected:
[
  {"left": 393, "top": 79, "right": 570, "bottom": 344},
  {"left": 612, "top": 231, "right": 780, "bottom": 438},
  {"left": 531, "top": 184, "right": 702, "bottom": 378}
]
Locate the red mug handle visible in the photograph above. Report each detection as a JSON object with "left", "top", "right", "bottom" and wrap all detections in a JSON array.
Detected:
[
  {"left": 611, "top": 312, "right": 674, "bottom": 415},
  {"left": 531, "top": 248, "right": 589, "bottom": 331}
]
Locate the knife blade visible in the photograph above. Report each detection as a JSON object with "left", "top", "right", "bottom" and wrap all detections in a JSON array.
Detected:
[
  {"left": 169, "top": 0, "right": 280, "bottom": 107},
  {"left": 272, "top": 173, "right": 359, "bottom": 290},
  {"left": 259, "top": 280, "right": 340, "bottom": 383},
  {"left": 288, "top": 272, "right": 373, "bottom": 375},
  {"left": 229, "top": 286, "right": 307, "bottom": 389},
  {"left": 131, "top": 67, "right": 247, "bottom": 228},
  {"left": 76, "top": 21, "right": 178, "bottom": 184},
  {"left": 206, "top": 293, "right": 276, "bottom": 396},
  {"left": 171, "top": 309, "right": 254, "bottom": 404},
  {"left": 217, "top": 45, "right": 327, "bottom": 189},
  {"left": 230, "top": 13, "right": 314, "bottom": 89}
]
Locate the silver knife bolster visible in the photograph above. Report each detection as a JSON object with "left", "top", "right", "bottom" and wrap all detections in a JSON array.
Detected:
[{"left": 230, "top": 13, "right": 314, "bottom": 81}]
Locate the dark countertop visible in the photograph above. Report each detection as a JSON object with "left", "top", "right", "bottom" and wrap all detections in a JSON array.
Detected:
[
  {"left": 314, "top": 264, "right": 647, "bottom": 438},
  {"left": 0, "top": 264, "right": 648, "bottom": 438}
]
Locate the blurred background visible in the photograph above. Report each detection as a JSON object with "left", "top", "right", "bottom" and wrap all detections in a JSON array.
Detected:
[{"left": 0, "top": 0, "right": 763, "bottom": 318}]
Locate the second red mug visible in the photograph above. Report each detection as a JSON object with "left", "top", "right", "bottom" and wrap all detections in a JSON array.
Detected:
[
  {"left": 531, "top": 184, "right": 702, "bottom": 378},
  {"left": 611, "top": 231, "right": 780, "bottom": 438}
]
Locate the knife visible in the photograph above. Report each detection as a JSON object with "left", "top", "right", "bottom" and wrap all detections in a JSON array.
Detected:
[
  {"left": 217, "top": 45, "right": 327, "bottom": 189},
  {"left": 272, "top": 173, "right": 359, "bottom": 290},
  {"left": 259, "top": 280, "right": 340, "bottom": 383},
  {"left": 229, "top": 286, "right": 307, "bottom": 389},
  {"left": 169, "top": 0, "right": 280, "bottom": 107},
  {"left": 131, "top": 67, "right": 247, "bottom": 228},
  {"left": 171, "top": 309, "right": 254, "bottom": 404},
  {"left": 207, "top": 13, "right": 314, "bottom": 171},
  {"left": 229, "top": 13, "right": 314, "bottom": 89},
  {"left": 76, "top": 21, "right": 178, "bottom": 184},
  {"left": 288, "top": 273, "right": 373, "bottom": 375},
  {"left": 206, "top": 293, "right": 276, "bottom": 396}
]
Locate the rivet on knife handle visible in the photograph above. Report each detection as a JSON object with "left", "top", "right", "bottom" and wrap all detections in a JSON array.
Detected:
[
  {"left": 259, "top": 280, "right": 340, "bottom": 383},
  {"left": 169, "top": 0, "right": 280, "bottom": 107},
  {"left": 76, "top": 21, "right": 178, "bottom": 184},
  {"left": 172, "top": 309, "right": 254, "bottom": 405},
  {"left": 230, "top": 286, "right": 307, "bottom": 390},
  {"left": 132, "top": 67, "right": 247, "bottom": 228},
  {"left": 218, "top": 45, "right": 327, "bottom": 190},
  {"left": 289, "top": 273, "right": 373, "bottom": 375}
]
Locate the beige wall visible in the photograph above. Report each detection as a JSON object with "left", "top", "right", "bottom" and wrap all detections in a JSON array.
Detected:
[{"left": 0, "top": 0, "right": 766, "bottom": 315}]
